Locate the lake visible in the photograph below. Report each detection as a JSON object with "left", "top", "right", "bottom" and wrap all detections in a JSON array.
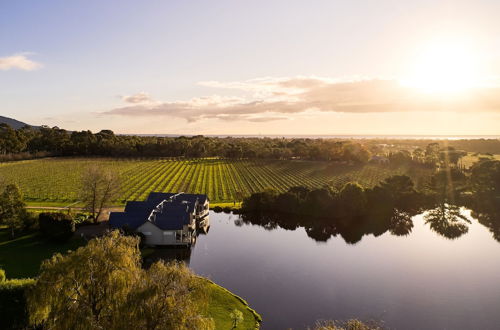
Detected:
[{"left": 154, "top": 209, "right": 500, "bottom": 329}]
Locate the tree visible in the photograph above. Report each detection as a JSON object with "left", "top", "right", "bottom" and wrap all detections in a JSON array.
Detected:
[
  {"left": 38, "top": 212, "right": 75, "bottom": 242},
  {"left": 424, "top": 204, "right": 471, "bottom": 239},
  {"left": 425, "top": 142, "right": 440, "bottom": 166},
  {"left": 230, "top": 309, "right": 244, "bottom": 329},
  {"left": 378, "top": 175, "right": 417, "bottom": 209},
  {"left": 28, "top": 231, "right": 213, "bottom": 330},
  {"left": 470, "top": 160, "right": 500, "bottom": 196},
  {"left": 122, "top": 261, "right": 213, "bottom": 330},
  {"left": 338, "top": 182, "right": 367, "bottom": 217},
  {"left": 80, "top": 165, "right": 120, "bottom": 223},
  {"left": 0, "top": 184, "right": 27, "bottom": 238}
]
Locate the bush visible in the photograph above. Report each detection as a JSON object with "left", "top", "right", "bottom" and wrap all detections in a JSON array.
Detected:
[
  {"left": 22, "top": 212, "right": 38, "bottom": 232},
  {"left": 212, "top": 206, "right": 223, "bottom": 213},
  {"left": 74, "top": 213, "right": 93, "bottom": 227},
  {"left": 38, "top": 212, "right": 75, "bottom": 242},
  {"left": 0, "top": 269, "right": 5, "bottom": 282},
  {"left": 222, "top": 206, "right": 232, "bottom": 213},
  {"left": 0, "top": 278, "right": 36, "bottom": 329}
]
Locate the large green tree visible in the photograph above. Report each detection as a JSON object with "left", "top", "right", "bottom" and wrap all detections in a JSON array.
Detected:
[
  {"left": 28, "top": 231, "right": 214, "bottom": 330},
  {"left": 0, "top": 184, "right": 26, "bottom": 238}
]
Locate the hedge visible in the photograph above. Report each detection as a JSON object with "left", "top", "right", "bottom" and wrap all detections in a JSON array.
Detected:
[{"left": 0, "top": 278, "right": 36, "bottom": 329}]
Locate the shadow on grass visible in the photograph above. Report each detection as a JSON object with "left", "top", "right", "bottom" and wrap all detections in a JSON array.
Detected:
[{"left": 0, "top": 227, "right": 84, "bottom": 278}]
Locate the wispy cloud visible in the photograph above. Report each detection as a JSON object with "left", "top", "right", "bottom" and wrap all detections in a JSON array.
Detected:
[
  {"left": 0, "top": 54, "right": 42, "bottom": 71},
  {"left": 102, "top": 77, "right": 500, "bottom": 123},
  {"left": 122, "top": 92, "right": 153, "bottom": 104}
]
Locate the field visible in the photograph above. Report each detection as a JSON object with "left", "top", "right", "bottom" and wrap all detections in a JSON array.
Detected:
[
  {"left": 0, "top": 157, "right": 430, "bottom": 205},
  {"left": 460, "top": 153, "right": 500, "bottom": 169}
]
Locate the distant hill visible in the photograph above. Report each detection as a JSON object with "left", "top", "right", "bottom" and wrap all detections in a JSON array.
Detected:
[{"left": 0, "top": 116, "right": 36, "bottom": 129}]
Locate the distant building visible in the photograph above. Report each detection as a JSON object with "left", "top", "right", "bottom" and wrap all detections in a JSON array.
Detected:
[{"left": 109, "top": 192, "right": 209, "bottom": 246}]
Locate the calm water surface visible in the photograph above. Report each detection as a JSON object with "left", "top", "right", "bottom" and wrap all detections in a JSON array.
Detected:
[{"left": 172, "top": 210, "right": 500, "bottom": 329}]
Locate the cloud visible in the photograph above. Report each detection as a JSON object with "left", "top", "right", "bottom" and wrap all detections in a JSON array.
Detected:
[
  {"left": 122, "top": 92, "right": 153, "bottom": 104},
  {"left": 103, "top": 77, "right": 500, "bottom": 123},
  {"left": 0, "top": 54, "right": 42, "bottom": 71}
]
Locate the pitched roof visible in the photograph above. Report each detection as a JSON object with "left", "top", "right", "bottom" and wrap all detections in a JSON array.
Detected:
[
  {"left": 152, "top": 205, "right": 191, "bottom": 230},
  {"left": 147, "top": 192, "right": 209, "bottom": 205},
  {"left": 109, "top": 192, "right": 208, "bottom": 231}
]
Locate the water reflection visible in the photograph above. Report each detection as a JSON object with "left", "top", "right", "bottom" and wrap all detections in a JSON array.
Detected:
[
  {"left": 389, "top": 210, "right": 414, "bottom": 236},
  {"left": 144, "top": 216, "right": 210, "bottom": 266},
  {"left": 237, "top": 198, "right": 500, "bottom": 244},
  {"left": 468, "top": 197, "right": 500, "bottom": 242},
  {"left": 143, "top": 206, "right": 500, "bottom": 329},
  {"left": 424, "top": 204, "right": 471, "bottom": 239}
]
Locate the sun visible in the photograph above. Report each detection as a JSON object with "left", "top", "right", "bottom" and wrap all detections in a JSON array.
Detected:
[{"left": 400, "top": 39, "right": 482, "bottom": 94}]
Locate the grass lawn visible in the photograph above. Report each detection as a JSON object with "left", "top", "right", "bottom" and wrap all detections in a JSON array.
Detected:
[
  {"left": 204, "top": 279, "right": 262, "bottom": 329},
  {"left": 0, "top": 227, "right": 85, "bottom": 278}
]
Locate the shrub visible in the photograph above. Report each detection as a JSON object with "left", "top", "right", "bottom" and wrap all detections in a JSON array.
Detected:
[
  {"left": 222, "top": 206, "right": 232, "bottom": 213},
  {"left": 74, "top": 213, "right": 93, "bottom": 227},
  {"left": 0, "top": 269, "right": 5, "bottom": 282},
  {"left": 0, "top": 278, "right": 36, "bottom": 329},
  {"left": 38, "top": 212, "right": 75, "bottom": 242},
  {"left": 212, "top": 206, "right": 223, "bottom": 213},
  {"left": 22, "top": 212, "right": 38, "bottom": 232}
]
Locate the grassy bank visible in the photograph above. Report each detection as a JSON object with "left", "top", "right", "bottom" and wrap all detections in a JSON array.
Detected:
[{"left": 203, "top": 278, "right": 262, "bottom": 329}]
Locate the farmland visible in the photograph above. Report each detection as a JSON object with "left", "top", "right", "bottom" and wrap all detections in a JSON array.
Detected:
[{"left": 0, "top": 157, "right": 431, "bottom": 206}]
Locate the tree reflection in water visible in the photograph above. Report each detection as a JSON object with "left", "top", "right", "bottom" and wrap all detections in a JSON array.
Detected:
[
  {"left": 237, "top": 202, "right": 494, "bottom": 244},
  {"left": 424, "top": 204, "right": 471, "bottom": 239},
  {"left": 238, "top": 207, "right": 422, "bottom": 245},
  {"left": 390, "top": 210, "right": 414, "bottom": 236}
]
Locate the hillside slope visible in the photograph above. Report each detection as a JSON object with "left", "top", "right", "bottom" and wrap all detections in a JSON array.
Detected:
[{"left": 0, "top": 116, "right": 34, "bottom": 129}]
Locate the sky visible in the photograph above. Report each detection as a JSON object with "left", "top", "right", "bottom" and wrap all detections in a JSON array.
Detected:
[{"left": 1, "top": 0, "right": 500, "bottom": 135}]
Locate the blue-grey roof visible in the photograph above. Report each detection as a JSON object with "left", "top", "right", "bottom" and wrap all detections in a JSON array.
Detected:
[
  {"left": 124, "top": 201, "right": 158, "bottom": 213},
  {"left": 109, "top": 192, "right": 208, "bottom": 231},
  {"left": 109, "top": 212, "right": 147, "bottom": 229},
  {"left": 147, "top": 192, "right": 209, "bottom": 205},
  {"left": 153, "top": 206, "right": 191, "bottom": 230}
]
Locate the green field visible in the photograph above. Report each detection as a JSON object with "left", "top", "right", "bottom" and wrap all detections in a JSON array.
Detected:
[
  {"left": 0, "top": 157, "right": 430, "bottom": 205},
  {"left": 460, "top": 153, "right": 500, "bottom": 168}
]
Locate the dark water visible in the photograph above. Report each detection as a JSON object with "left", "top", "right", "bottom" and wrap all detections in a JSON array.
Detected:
[{"left": 156, "top": 209, "right": 500, "bottom": 329}]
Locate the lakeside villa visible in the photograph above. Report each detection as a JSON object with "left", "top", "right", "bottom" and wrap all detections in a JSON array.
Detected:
[{"left": 109, "top": 192, "right": 209, "bottom": 246}]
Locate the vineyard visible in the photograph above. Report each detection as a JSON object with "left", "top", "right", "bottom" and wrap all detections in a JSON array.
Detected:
[{"left": 0, "top": 157, "right": 430, "bottom": 205}]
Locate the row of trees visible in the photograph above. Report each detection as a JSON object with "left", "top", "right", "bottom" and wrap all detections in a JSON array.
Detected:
[
  {"left": 2, "top": 123, "right": 481, "bottom": 168},
  {"left": 1, "top": 124, "right": 373, "bottom": 162},
  {"left": 240, "top": 160, "right": 500, "bottom": 243}
]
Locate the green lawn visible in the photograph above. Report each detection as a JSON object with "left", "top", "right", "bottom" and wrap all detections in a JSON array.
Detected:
[
  {"left": 204, "top": 279, "right": 262, "bottom": 329},
  {"left": 0, "top": 227, "right": 84, "bottom": 278},
  {"left": 0, "top": 157, "right": 428, "bottom": 206}
]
